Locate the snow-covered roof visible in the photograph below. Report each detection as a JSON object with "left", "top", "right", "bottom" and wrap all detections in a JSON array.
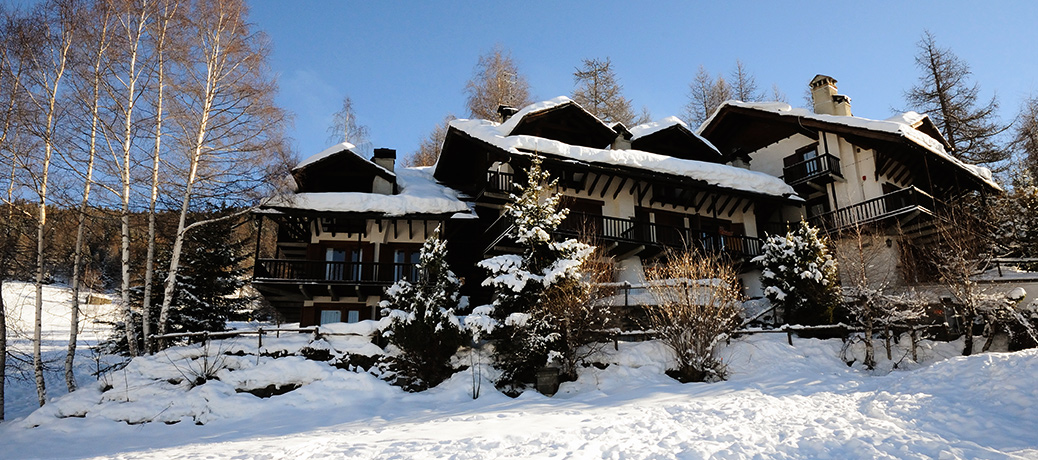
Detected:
[
  {"left": 497, "top": 96, "right": 613, "bottom": 137},
  {"left": 629, "top": 116, "right": 722, "bottom": 155},
  {"left": 701, "top": 101, "right": 1001, "bottom": 191},
  {"left": 293, "top": 142, "right": 394, "bottom": 179},
  {"left": 264, "top": 167, "right": 471, "bottom": 216},
  {"left": 450, "top": 117, "right": 796, "bottom": 198}
]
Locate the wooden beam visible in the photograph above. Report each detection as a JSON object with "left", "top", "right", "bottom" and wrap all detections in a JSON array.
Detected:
[
  {"left": 587, "top": 172, "right": 602, "bottom": 196},
  {"left": 693, "top": 193, "right": 711, "bottom": 213},
  {"left": 717, "top": 195, "right": 735, "bottom": 217},
  {"left": 599, "top": 174, "right": 615, "bottom": 199},
  {"left": 727, "top": 198, "right": 743, "bottom": 217},
  {"left": 612, "top": 177, "right": 628, "bottom": 200},
  {"left": 742, "top": 200, "right": 753, "bottom": 213},
  {"left": 637, "top": 183, "right": 652, "bottom": 205}
]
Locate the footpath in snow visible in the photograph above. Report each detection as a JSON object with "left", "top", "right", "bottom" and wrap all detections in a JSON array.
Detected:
[{"left": 2, "top": 283, "right": 1037, "bottom": 459}]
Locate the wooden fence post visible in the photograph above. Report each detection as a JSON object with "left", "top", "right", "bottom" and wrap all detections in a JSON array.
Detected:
[{"left": 786, "top": 328, "right": 794, "bottom": 346}]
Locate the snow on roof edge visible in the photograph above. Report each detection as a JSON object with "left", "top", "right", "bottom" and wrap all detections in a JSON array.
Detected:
[
  {"left": 701, "top": 101, "right": 1001, "bottom": 191},
  {"left": 451, "top": 118, "right": 796, "bottom": 199}
]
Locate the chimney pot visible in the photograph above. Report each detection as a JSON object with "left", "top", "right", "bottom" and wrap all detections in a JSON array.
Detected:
[{"left": 372, "top": 148, "right": 396, "bottom": 172}]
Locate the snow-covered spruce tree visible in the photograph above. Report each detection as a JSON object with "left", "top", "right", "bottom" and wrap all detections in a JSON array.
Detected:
[
  {"left": 753, "top": 221, "right": 841, "bottom": 326},
  {"left": 473, "top": 157, "right": 596, "bottom": 392},
  {"left": 100, "top": 213, "right": 252, "bottom": 354},
  {"left": 380, "top": 227, "right": 467, "bottom": 392}
]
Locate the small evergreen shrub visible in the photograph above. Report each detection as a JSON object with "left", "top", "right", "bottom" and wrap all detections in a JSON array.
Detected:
[{"left": 753, "top": 221, "right": 841, "bottom": 325}]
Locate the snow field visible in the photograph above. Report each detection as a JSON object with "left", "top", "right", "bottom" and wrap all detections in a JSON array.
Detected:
[{"left": 2, "top": 283, "right": 1037, "bottom": 459}]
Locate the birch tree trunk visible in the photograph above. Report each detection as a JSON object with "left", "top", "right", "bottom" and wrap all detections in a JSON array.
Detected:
[
  {"left": 67, "top": 5, "right": 111, "bottom": 389},
  {"left": 114, "top": 3, "right": 150, "bottom": 357},
  {"left": 141, "top": 0, "right": 176, "bottom": 355},
  {"left": 25, "top": 0, "right": 75, "bottom": 407}
]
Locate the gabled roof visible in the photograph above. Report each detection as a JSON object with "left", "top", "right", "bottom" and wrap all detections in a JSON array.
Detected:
[
  {"left": 264, "top": 167, "right": 471, "bottom": 218},
  {"left": 440, "top": 115, "right": 797, "bottom": 199},
  {"left": 499, "top": 96, "right": 618, "bottom": 148},
  {"left": 291, "top": 143, "right": 396, "bottom": 193},
  {"left": 629, "top": 116, "right": 723, "bottom": 163},
  {"left": 698, "top": 101, "right": 1000, "bottom": 192}
]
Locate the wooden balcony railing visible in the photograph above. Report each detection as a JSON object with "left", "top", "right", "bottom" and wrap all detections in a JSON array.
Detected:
[
  {"left": 556, "top": 212, "right": 763, "bottom": 258},
  {"left": 254, "top": 259, "right": 421, "bottom": 284},
  {"left": 783, "top": 154, "right": 842, "bottom": 186},
  {"left": 486, "top": 171, "right": 517, "bottom": 195},
  {"left": 807, "top": 186, "right": 937, "bottom": 231}
]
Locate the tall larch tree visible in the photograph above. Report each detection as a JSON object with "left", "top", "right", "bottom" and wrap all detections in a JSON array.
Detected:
[
  {"left": 464, "top": 45, "right": 532, "bottom": 121},
  {"left": 906, "top": 31, "right": 1008, "bottom": 168},
  {"left": 572, "top": 57, "right": 636, "bottom": 126}
]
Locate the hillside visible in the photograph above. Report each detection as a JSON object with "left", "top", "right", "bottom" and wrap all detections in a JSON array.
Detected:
[{"left": 1, "top": 283, "right": 1037, "bottom": 459}]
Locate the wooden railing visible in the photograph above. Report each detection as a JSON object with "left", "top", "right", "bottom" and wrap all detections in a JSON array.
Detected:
[
  {"left": 254, "top": 259, "right": 421, "bottom": 284},
  {"left": 808, "top": 186, "right": 936, "bottom": 231},
  {"left": 556, "top": 212, "right": 764, "bottom": 258},
  {"left": 783, "top": 153, "right": 842, "bottom": 186},
  {"left": 485, "top": 171, "right": 517, "bottom": 195}
]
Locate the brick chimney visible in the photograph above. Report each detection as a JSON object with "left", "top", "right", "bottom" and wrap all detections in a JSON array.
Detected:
[
  {"left": 372, "top": 148, "right": 395, "bottom": 172},
  {"left": 809, "top": 75, "right": 852, "bottom": 116}
]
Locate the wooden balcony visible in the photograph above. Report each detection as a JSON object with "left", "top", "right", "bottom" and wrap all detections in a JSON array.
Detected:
[
  {"left": 486, "top": 211, "right": 763, "bottom": 259},
  {"left": 783, "top": 154, "right": 842, "bottom": 188},
  {"left": 476, "top": 171, "right": 518, "bottom": 202},
  {"left": 254, "top": 259, "right": 421, "bottom": 285},
  {"left": 807, "top": 186, "right": 937, "bottom": 233}
]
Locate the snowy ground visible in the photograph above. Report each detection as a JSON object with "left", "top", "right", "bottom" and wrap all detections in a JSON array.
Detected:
[{"left": 2, "top": 284, "right": 1038, "bottom": 459}]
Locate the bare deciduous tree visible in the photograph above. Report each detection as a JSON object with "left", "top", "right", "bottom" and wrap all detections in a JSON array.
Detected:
[
  {"left": 64, "top": 0, "right": 113, "bottom": 388},
  {"left": 683, "top": 66, "right": 730, "bottom": 127},
  {"left": 730, "top": 59, "right": 762, "bottom": 103},
  {"left": 156, "top": 0, "right": 287, "bottom": 347},
  {"left": 16, "top": 0, "right": 78, "bottom": 405},
  {"left": 465, "top": 45, "right": 531, "bottom": 121},
  {"left": 643, "top": 250, "right": 741, "bottom": 382},
  {"left": 572, "top": 57, "right": 635, "bottom": 126},
  {"left": 327, "top": 94, "right": 368, "bottom": 145},
  {"left": 906, "top": 30, "right": 1009, "bottom": 168},
  {"left": 404, "top": 114, "right": 454, "bottom": 167}
]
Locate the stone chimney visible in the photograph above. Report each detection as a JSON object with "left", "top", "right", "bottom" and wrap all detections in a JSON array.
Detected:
[
  {"left": 809, "top": 75, "right": 852, "bottom": 116},
  {"left": 372, "top": 148, "right": 395, "bottom": 173},
  {"left": 498, "top": 105, "right": 518, "bottom": 122}
]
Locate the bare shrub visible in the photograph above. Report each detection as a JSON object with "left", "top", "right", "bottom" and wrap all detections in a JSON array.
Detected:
[{"left": 643, "top": 250, "right": 741, "bottom": 382}]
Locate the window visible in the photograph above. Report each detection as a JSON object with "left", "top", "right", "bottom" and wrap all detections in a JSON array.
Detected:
[
  {"left": 325, "top": 248, "right": 345, "bottom": 280},
  {"left": 347, "top": 310, "right": 360, "bottom": 323},
  {"left": 319, "top": 310, "right": 342, "bottom": 325},
  {"left": 394, "top": 250, "right": 421, "bottom": 281}
]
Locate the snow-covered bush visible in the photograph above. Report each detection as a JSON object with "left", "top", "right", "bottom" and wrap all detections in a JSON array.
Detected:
[
  {"left": 474, "top": 158, "right": 604, "bottom": 392},
  {"left": 753, "top": 221, "right": 841, "bottom": 326},
  {"left": 380, "top": 227, "right": 468, "bottom": 391},
  {"left": 643, "top": 250, "right": 741, "bottom": 382}
]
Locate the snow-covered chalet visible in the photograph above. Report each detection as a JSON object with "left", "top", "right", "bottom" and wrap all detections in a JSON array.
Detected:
[{"left": 252, "top": 75, "right": 1000, "bottom": 326}]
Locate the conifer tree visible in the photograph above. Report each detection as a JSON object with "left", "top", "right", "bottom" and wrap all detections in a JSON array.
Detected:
[
  {"left": 906, "top": 31, "right": 1008, "bottom": 168},
  {"left": 572, "top": 57, "right": 637, "bottom": 126},
  {"left": 753, "top": 221, "right": 841, "bottom": 325},
  {"left": 380, "top": 227, "right": 467, "bottom": 391},
  {"left": 473, "top": 158, "right": 595, "bottom": 391}
]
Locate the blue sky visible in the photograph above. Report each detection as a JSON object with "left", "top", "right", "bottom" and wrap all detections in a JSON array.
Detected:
[{"left": 249, "top": 1, "right": 1038, "bottom": 163}]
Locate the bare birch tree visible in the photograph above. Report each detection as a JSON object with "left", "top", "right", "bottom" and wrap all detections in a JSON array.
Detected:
[
  {"left": 156, "top": 0, "right": 286, "bottom": 347},
  {"left": 464, "top": 45, "right": 532, "bottom": 120},
  {"left": 139, "top": 0, "right": 181, "bottom": 355},
  {"left": 15, "top": 0, "right": 78, "bottom": 406},
  {"left": 64, "top": 0, "right": 112, "bottom": 388},
  {"left": 327, "top": 95, "right": 368, "bottom": 145}
]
